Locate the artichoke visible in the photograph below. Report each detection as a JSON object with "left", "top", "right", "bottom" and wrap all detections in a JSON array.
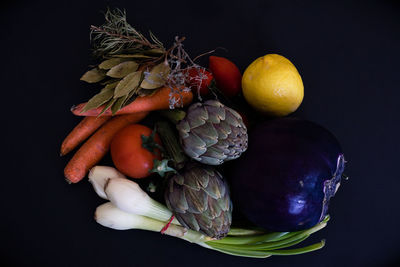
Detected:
[
  {"left": 177, "top": 100, "right": 248, "bottom": 165},
  {"left": 164, "top": 163, "right": 232, "bottom": 239}
]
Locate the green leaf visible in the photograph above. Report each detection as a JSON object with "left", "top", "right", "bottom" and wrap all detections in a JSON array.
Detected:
[
  {"left": 112, "top": 54, "right": 155, "bottom": 59},
  {"left": 227, "top": 228, "right": 265, "bottom": 236},
  {"left": 98, "top": 98, "right": 117, "bottom": 117},
  {"left": 149, "top": 159, "right": 177, "bottom": 177},
  {"left": 114, "top": 71, "right": 142, "bottom": 98},
  {"left": 260, "top": 240, "right": 326, "bottom": 255},
  {"left": 215, "top": 232, "right": 289, "bottom": 245},
  {"left": 80, "top": 68, "right": 106, "bottom": 83},
  {"left": 106, "top": 61, "right": 139, "bottom": 78},
  {"left": 101, "top": 78, "right": 120, "bottom": 86},
  {"left": 99, "top": 58, "right": 129, "bottom": 69},
  {"left": 140, "top": 62, "right": 170, "bottom": 89},
  {"left": 144, "top": 48, "right": 165, "bottom": 55},
  {"left": 141, "top": 129, "right": 163, "bottom": 153},
  {"left": 123, "top": 89, "right": 138, "bottom": 106},
  {"left": 111, "top": 94, "right": 130, "bottom": 115},
  {"left": 137, "top": 88, "right": 157, "bottom": 97},
  {"left": 82, "top": 86, "right": 114, "bottom": 112},
  {"left": 105, "top": 81, "right": 120, "bottom": 90}
]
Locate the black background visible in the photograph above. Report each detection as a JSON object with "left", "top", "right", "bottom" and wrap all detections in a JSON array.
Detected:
[{"left": 1, "top": 0, "right": 399, "bottom": 266}]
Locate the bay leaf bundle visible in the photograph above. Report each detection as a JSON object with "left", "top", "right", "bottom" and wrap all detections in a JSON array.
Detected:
[
  {"left": 80, "top": 52, "right": 171, "bottom": 115},
  {"left": 141, "top": 62, "right": 170, "bottom": 89}
]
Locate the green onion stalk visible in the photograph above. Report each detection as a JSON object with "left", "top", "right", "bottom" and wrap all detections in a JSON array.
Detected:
[{"left": 90, "top": 165, "right": 329, "bottom": 258}]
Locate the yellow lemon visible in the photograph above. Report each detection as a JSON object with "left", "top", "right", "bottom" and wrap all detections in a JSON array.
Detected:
[{"left": 242, "top": 54, "right": 304, "bottom": 116}]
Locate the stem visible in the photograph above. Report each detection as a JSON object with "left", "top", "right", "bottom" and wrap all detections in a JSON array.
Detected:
[
  {"left": 146, "top": 198, "right": 180, "bottom": 225},
  {"left": 137, "top": 215, "right": 212, "bottom": 243},
  {"left": 207, "top": 222, "right": 327, "bottom": 251},
  {"left": 227, "top": 227, "right": 267, "bottom": 236},
  {"left": 90, "top": 25, "right": 160, "bottom": 49},
  {"left": 155, "top": 120, "right": 187, "bottom": 170},
  {"left": 158, "top": 109, "right": 186, "bottom": 124},
  {"left": 261, "top": 240, "right": 326, "bottom": 255},
  {"left": 215, "top": 231, "right": 290, "bottom": 245}
]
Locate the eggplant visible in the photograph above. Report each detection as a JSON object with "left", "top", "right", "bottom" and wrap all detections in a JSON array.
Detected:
[{"left": 230, "top": 118, "right": 345, "bottom": 232}]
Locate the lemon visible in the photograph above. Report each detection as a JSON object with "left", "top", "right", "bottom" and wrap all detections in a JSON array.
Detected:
[{"left": 242, "top": 54, "right": 304, "bottom": 116}]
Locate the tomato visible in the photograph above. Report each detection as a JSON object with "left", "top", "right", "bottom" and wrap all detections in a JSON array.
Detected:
[
  {"left": 110, "top": 124, "right": 162, "bottom": 179},
  {"left": 186, "top": 67, "right": 213, "bottom": 96},
  {"left": 209, "top": 56, "right": 242, "bottom": 97}
]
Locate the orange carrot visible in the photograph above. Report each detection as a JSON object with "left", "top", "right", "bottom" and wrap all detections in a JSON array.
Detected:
[
  {"left": 71, "top": 86, "right": 193, "bottom": 116},
  {"left": 60, "top": 116, "right": 111, "bottom": 156},
  {"left": 64, "top": 112, "right": 148, "bottom": 183}
]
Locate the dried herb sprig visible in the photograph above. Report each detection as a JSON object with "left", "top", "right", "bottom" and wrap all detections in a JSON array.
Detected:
[
  {"left": 81, "top": 8, "right": 212, "bottom": 115},
  {"left": 90, "top": 8, "right": 165, "bottom": 57}
]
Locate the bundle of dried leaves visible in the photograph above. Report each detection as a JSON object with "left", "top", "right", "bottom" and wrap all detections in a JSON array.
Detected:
[{"left": 80, "top": 8, "right": 210, "bottom": 114}]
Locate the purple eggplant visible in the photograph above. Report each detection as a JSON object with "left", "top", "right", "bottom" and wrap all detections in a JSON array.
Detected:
[{"left": 230, "top": 118, "right": 345, "bottom": 232}]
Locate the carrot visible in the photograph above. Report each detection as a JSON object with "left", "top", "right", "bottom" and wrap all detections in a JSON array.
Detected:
[
  {"left": 64, "top": 112, "right": 148, "bottom": 183},
  {"left": 71, "top": 86, "right": 193, "bottom": 117},
  {"left": 60, "top": 116, "right": 111, "bottom": 156}
]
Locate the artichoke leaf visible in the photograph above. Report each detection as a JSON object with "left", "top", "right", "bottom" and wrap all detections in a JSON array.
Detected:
[
  {"left": 202, "top": 156, "right": 223, "bottom": 165},
  {"left": 184, "top": 186, "right": 208, "bottom": 213},
  {"left": 205, "top": 105, "right": 226, "bottom": 123},
  {"left": 166, "top": 182, "right": 188, "bottom": 213},
  {"left": 202, "top": 147, "right": 227, "bottom": 164},
  {"left": 176, "top": 120, "right": 191, "bottom": 138},
  {"left": 205, "top": 197, "right": 223, "bottom": 219},
  {"left": 211, "top": 212, "right": 225, "bottom": 232},
  {"left": 182, "top": 171, "right": 201, "bottom": 190},
  {"left": 224, "top": 109, "right": 241, "bottom": 127},
  {"left": 213, "top": 123, "right": 229, "bottom": 139},
  {"left": 180, "top": 212, "right": 200, "bottom": 232},
  {"left": 172, "top": 173, "right": 185, "bottom": 186},
  {"left": 218, "top": 121, "right": 233, "bottom": 136},
  {"left": 186, "top": 105, "right": 208, "bottom": 128},
  {"left": 190, "top": 167, "right": 210, "bottom": 189},
  {"left": 182, "top": 133, "right": 207, "bottom": 156},
  {"left": 194, "top": 213, "right": 213, "bottom": 230},
  {"left": 203, "top": 172, "right": 223, "bottom": 199},
  {"left": 191, "top": 123, "right": 219, "bottom": 147}
]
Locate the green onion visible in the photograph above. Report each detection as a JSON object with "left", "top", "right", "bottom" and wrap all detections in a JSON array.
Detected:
[{"left": 90, "top": 165, "right": 331, "bottom": 258}]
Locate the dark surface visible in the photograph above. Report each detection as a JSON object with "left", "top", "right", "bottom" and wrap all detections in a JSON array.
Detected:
[{"left": 1, "top": 0, "right": 399, "bottom": 266}]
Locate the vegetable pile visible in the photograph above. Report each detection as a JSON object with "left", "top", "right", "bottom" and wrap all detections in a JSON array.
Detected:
[{"left": 60, "top": 8, "right": 346, "bottom": 259}]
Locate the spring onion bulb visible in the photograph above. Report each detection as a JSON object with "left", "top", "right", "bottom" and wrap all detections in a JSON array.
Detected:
[
  {"left": 90, "top": 166, "right": 330, "bottom": 258},
  {"left": 104, "top": 177, "right": 180, "bottom": 225},
  {"left": 88, "top": 166, "right": 126, "bottom": 199},
  {"left": 95, "top": 202, "right": 212, "bottom": 243}
]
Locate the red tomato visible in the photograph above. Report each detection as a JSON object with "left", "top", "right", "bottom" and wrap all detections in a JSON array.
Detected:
[
  {"left": 186, "top": 67, "right": 213, "bottom": 96},
  {"left": 110, "top": 124, "right": 162, "bottom": 179},
  {"left": 209, "top": 56, "right": 242, "bottom": 97}
]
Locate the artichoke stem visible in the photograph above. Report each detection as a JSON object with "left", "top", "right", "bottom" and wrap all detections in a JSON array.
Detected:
[{"left": 156, "top": 120, "right": 187, "bottom": 170}]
